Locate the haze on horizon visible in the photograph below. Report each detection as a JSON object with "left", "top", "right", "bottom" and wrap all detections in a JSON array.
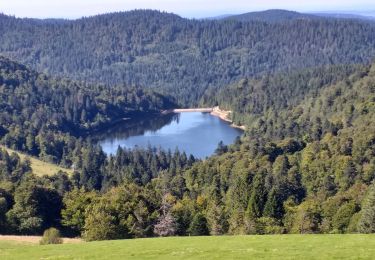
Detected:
[{"left": 1, "top": 0, "right": 374, "bottom": 19}]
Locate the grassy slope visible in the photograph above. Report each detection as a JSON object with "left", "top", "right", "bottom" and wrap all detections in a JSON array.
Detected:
[
  {"left": 0, "top": 145, "right": 73, "bottom": 176},
  {"left": 1, "top": 235, "right": 375, "bottom": 259}
]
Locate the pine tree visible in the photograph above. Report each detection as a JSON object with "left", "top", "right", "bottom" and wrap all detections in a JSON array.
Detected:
[
  {"left": 358, "top": 184, "right": 375, "bottom": 233},
  {"left": 215, "top": 141, "right": 228, "bottom": 156},
  {"left": 189, "top": 213, "right": 209, "bottom": 236},
  {"left": 246, "top": 173, "right": 266, "bottom": 219},
  {"left": 206, "top": 202, "right": 227, "bottom": 235}
]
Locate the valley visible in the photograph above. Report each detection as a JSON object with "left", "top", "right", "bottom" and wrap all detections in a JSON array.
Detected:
[{"left": 0, "top": 5, "right": 374, "bottom": 259}]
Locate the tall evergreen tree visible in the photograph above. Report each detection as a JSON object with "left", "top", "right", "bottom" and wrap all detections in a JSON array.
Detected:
[
  {"left": 358, "top": 184, "right": 375, "bottom": 233},
  {"left": 189, "top": 213, "right": 209, "bottom": 236}
]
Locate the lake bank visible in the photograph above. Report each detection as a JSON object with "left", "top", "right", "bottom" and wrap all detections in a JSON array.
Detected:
[
  {"left": 210, "top": 106, "right": 246, "bottom": 131},
  {"left": 163, "top": 106, "right": 246, "bottom": 130}
]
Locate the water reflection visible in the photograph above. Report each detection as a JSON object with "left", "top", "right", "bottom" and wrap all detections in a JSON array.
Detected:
[
  {"left": 97, "top": 112, "right": 243, "bottom": 159},
  {"left": 94, "top": 113, "right": 179, "bottom": 140}
]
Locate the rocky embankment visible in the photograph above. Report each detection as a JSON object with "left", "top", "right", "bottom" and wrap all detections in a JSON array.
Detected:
[{"left": 210, "top": 106, "right": 246, "bottom": 130}]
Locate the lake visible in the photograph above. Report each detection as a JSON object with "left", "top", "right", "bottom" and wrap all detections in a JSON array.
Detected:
[{"left": 97, "top": 112, "right": 243, "bottom": 159}]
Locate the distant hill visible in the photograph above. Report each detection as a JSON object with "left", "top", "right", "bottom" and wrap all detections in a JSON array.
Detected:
[
  {"left": 223, "top": 9, "right": 317, "bottom": 22},
  {"left": 215, "top": 9, "right": 375, "bottom": 23},
  {"left": 204, "top": 14, "right": 234, "bottom": 20},
  {"left": 311, "top": 12, "right": 375, "bottom": 21}
]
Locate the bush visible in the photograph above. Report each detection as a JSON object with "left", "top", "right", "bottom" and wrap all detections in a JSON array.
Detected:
[
  {"left": 255, "top": 217, "right": 284, "bottom": 234},
  {"left": 39, "top": 228, "right": 63, "bottom": 245}
]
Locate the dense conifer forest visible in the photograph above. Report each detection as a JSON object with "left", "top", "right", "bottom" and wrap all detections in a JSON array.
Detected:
[
  {"left": 1, "top": 10, "right": 375, "bottom": 104},
  {"left": 0, "top": 10, "right": 374, "bottom": 240},
  {"left": 0, "top": 56, "right": 175, "bottom": 163}
]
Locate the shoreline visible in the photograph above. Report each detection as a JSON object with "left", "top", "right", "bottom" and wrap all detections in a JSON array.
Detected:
[
  {"left": 173, "top": 108, "right": 213, "bottom": 113},
  {"left": 210, "top": 106, "right": 246, "bottom": 131},
  {"left": 163, "top": 106, "right": 246, "bottom": 131}
]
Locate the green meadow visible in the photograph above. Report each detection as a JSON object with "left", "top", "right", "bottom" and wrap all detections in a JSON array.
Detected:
[
  {"left": 1, "top": 235, "right": 375, "bottom": 260},
  {"left": 0, "top": 145, "right": 73, "bottom": 176}
]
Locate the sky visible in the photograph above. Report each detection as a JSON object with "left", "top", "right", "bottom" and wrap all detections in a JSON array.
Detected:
[{"left": 1, "top": 0, "right": 374, "bottom": 19}]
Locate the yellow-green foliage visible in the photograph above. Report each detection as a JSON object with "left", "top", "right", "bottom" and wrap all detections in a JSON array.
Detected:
[
  {"left": 0, "top": 146, "right": 73, "bottom": 176},
  {"left": 39, "top": 228, "right": 63, "bottom": 245}
]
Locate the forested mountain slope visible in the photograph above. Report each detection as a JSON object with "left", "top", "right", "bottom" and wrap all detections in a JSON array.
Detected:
[
  {"left": 0, "top": 10, "right": 374, "bottom": 240},
  {"left": 202, "top": 64, "right": 367, "bottom": 135},
  {"left": 184, "top": 62, "right": 375, "bottom": 235},
  {"left": 0, "top": 57, "right": 373, "bottom": 239},
  {"left": 0, "top": 56, "right": 174, "bottom": 163},
  {"left": 1, "top": 10, "right": 375, "bottom": 104},
  {"left": 0, "top": 56, "right": 174, "bottom": 133}
]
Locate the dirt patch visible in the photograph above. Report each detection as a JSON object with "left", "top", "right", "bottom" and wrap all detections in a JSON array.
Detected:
[{"left": 0, "top": 235, "right": 82, "bottom": 244}]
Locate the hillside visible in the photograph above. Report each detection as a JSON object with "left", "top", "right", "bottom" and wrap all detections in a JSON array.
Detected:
[
  {"left": 201, "top": 64, "right": 366, "bottom": 132},
  {"left": 0, "top": 56, "right": 176, "bottom": 172},
  {"left": 0, "top": 56, "right": 174, "bottom": 134},
  {"left": 0, "top": 59, "right": 373, "bottom": 239},
  {"left": 1, "top": 10, "right": 375, "bottom": 104},
  {"left": 189, "top": 63, "right": 375, "bottom": 235},
  {"left": 1, "top": 235, "right": 375, "bottom": 259},
  {"left": 0, "top": 145, "right": 73, "bottom": 176}
]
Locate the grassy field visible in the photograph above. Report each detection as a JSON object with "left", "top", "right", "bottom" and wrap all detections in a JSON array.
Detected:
[
  {"left": 0, "top": 235, "right": 374, "bottom": 259},
  {"left": 0, "top": 145, "right": 73, "bottom": 176}
]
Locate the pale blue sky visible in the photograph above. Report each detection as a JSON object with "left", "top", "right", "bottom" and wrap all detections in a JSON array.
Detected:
[{"left": 1, "top": 0, "right": 374, "bottom": 19}]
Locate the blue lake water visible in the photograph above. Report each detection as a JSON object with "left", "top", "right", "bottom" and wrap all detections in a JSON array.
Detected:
[{"left": 98, "top": 112, "right": 243, "bottom": 159}]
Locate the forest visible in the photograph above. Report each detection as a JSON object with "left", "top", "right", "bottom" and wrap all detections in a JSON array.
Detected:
[
  {"left": 1, "top": 10, "right": 375, "bottom": 104},
  {"left": 0, "top": 55, "right": 374, "bottom": 239},
  {"left": 0, "top": 9, "right": 374, "bottom": 241},
  {"left": 0, "top": 56, "right": 175, "bottom": 165}
]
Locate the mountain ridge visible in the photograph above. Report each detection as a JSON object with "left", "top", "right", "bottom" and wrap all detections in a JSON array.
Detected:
[{"left": 1, "top": 9, "right": 375, "bottom": 105}]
